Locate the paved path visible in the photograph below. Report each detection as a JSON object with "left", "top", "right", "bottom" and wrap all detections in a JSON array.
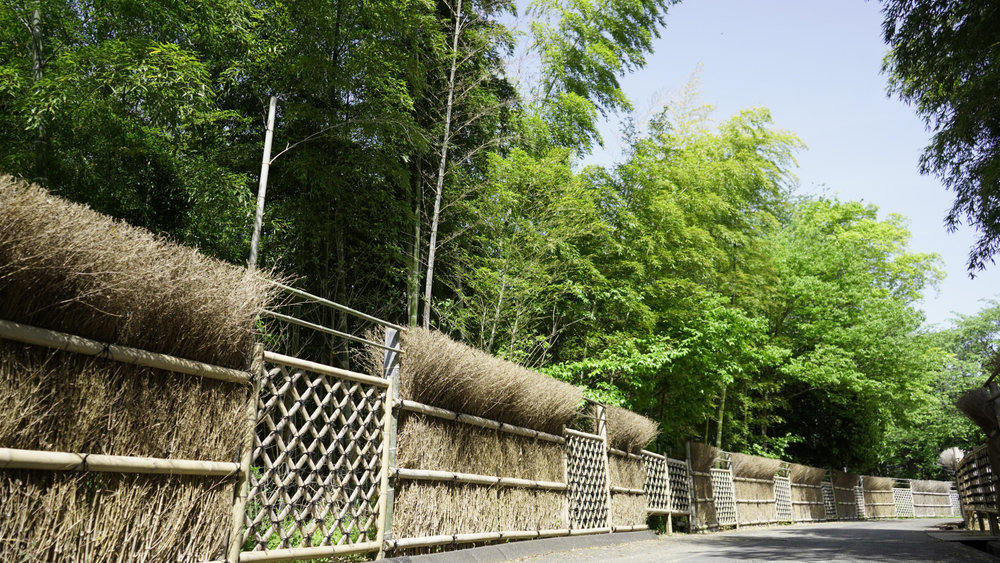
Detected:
[{"left": 515, "top": 519, "right": 996, "bottom": 562}]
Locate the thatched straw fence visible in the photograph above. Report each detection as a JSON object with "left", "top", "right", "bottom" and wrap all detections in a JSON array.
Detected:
[
  {"left": 0, "top": 177, "right": 272, "bottom": 562},
  {"left": 911, "top": 480, "right": 956, "bottom": 517},
  {"left": 789, "top": 464, "right": 827, "bottom": 522},
  {"left": 861, "top": 476, "right": 897, "bottom": 519},
  {"left": 831, "top": 470, "right": 861, "bottom": 520},
  {"left": 729, "top": 453, "right": 780, "bottom": 526}
]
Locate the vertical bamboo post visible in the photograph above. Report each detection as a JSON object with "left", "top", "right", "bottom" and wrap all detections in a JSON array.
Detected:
[
  {"left": 595, "top": 404, "right": 613, "bottom": 532},
  {"left": 248, "top": 96, "right": 277, "bottom": 270},
  {"left": 226, "top": 344, "right": 263, "bottom": 562},
  {"left": 376, "top": 329, "right": 400, "bottom": 559},
  {"left": 686, "top": 441, "right": 698, "bottom": 532},
  {"left": 561, "top": 424, "right": 571, "bottom": 529}
]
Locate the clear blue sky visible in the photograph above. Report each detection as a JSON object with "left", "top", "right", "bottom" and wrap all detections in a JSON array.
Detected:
[{"left": 582, "top": 0, "right": 1000, "bottom": 328}]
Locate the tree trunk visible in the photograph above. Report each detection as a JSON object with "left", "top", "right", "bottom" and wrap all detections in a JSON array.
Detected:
[
  {"left": 422, "top": 0, "right": 463, "bottom": 329},
  {"left": 407, "top": 161, "right": 423, "bottom": 327},
  {"left": 30, "top": 7, "right": 47, "bottom": 186},
  {"left": 715, "top": 385, "right": 727, "bottom": 449}
]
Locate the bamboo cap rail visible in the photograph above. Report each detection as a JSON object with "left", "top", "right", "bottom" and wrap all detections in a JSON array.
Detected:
[
  {"left": 0, "top": 447, "right": 239, "bottom": 476},
  {"left": 397, "top": 399, "right": 565, "bottom": 444},
  {"left": 393, "top": 467, "right": 568, "bottom": 491},
  {"left": 263, "top": 350, "right": 388, "bottom": 387},
  {"left": 0, "top": 319, "right": 250, "bottom": 384},
  {"left": 385, "top": 527, "right": 614, "bottom": 550}
]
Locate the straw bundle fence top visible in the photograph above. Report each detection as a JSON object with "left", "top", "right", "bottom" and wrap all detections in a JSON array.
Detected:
[
  {"left": 789, "top": 463, "right": 826, "bottom": 486},
  {"left": 690, "top": 442, "right": 721, "bottom": 473},
  {"left": 0, "top": 176, "right": 273, "bottom": 368},
  {"left": 604, "top": 406, "right": 658, "bottom": 453},
  {"left": 400, "top": 328, "right": 582, "bottom": 434},
  {"left": 0, "top": 178, "right": 275, "bottom": 561},
  {"left": 831, "top": 470, "right": 860, "bottom": 489},
  {"left": 730, "top": 453, "right": 781, "bottom": 481},
  {"left": 911, "top": 480, "right": 951, "bottom": 494},
  {"left": 862, "top": 476, "right": 895, "bottom": 491}
]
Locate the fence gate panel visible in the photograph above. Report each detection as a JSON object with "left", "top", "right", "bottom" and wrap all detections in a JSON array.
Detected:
[
  {"left": 711, "top": 468, "right": 738, "bottom": 527},
  {"left": 774, "top": 476, "right": 792, "bottom": 522},
  {"left": 566, "top": 431, "right": 610, "bottom": 529},
  {"left": 892, "top": 488, "right": 915, "bottom": 518},
  {"left": 241, "top": 355, "right": 388, "bottom": 557},
  {"left": 666, "top": 458, "right": 692, "bottom": 515},
  {"left": 855, "top": 486, "right": 867, "bottom": 519}
]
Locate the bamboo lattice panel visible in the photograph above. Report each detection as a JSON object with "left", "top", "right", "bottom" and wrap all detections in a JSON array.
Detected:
[
  {"left": 243, "top": 361, "right": 386, "bottom": 552},
  {"left": 642, "top": 453, "right": 670, "bottom": 512},
  {"left": 566, "top": 432, "right": 609, "bottom": 529},
  {"left": 667, "top": 458, "right": 691, "bottom": 514},
  {"left": 951, "top": 490, "right": 961, "bottom": 516},
  {"left": 892, "top": 488, "right": 914, "bottom": 518},
  {"left": 774, "top": 476, "right": 792, "bottom": 522},
  {"left": 821, "top": 482, "right": 837, "bottom": 520},
  {"left": 855, "top": 487, "right": 867, "bottom": 519},
  {"left": 711, "top": 468, "right": 738, "bottom": 527}
]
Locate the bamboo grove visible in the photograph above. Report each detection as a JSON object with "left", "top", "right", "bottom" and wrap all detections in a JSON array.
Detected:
[{"left": 1, "top": 0, "right": 996, "bottom": 478}]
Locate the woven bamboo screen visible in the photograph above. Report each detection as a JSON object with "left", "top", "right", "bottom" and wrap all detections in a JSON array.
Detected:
[
  {"left": 774, "top": 476, "right": 792, "bottom": 522},
  {"left": 566, "top": 431, "right": 610, "bottom": 529},
  {"left": 642, "top": 452, "right": 670, "bottom": 513},
  {"left": 892, "top": 487, "right": 915, "bottom": 518},
  {"left": 667, "top": 458, "right": 691, "bottom": 514},
  {"left": 710, "top": 468, "right": 738, "bottom": 527},
  {"left": 241, "top": 357, "right": 387, "bottom": 554}
]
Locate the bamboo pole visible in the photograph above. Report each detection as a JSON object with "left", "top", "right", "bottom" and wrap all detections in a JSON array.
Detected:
[
  {"left": 376, "top": 329, "right": 400, "bottom": 560},
  {"left": 262, "top": 310, "right": 401, "bottom": 353},
  {"left": 269, "top": 281, "right": 406, "bottom": 333},
  {"left": 238, "top": 541, "right": 381, "bottom": 563},
  {"left": 392, "top": 468, "right": 568, "bottom": 491},
  {"left": 640, "top": 449, "right": 666, "bottom": 460},
  {"left": 610, "top": 486, "right": 646, "bottom": 495},
  {"left": 595, "top": 404, "right": 614, "bottom": 532},
  {"left": 608, "top": 447, "right": 644, "bottom": 461},
  {"left": 262, "top": 350, "right": 388, "bottom": 387},
  {"left": 564, "top": 428, "right": 602, "bottom": 440},
  {"left": 0, "top": 447, "right": 238, "bottom": 476},
  {"left": 397, "top": 399, "right": 565, "bottom": 444},
  {"left": 248, "top": 95, "right": 277, "bottom": 270},
  {"left": 0, "top": 319, "right": 250, "bottom": 384},
  {"left": 226, "top": 344, "right": 263, "bottom": 563}
]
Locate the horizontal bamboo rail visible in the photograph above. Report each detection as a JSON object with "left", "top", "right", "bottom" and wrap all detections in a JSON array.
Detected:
[
  {"left": 270, "top": 281, "right": 406, "bottom": 333},
  {"left": 393, "top": 468, "right": 567, "bottom": 491},
  {"left": 640, "top": 450, "right": 665, "bottom": 460},
  {"left": 385, "top": 528, "right": 614, "bottom": 550},
  {"left": 612, "top": 525, "right": 649, "bottom": 532},
  {"left": 398, "top": 399, "right": 565, "bottom": 444},
  {"left": 564, "top": 428, "right": 603, "bottom": 440},
  {"left": 610, "top": 486, "right": 645, "bottom": 495},
  {"left": 646, "top": 508, "right": 690, "bottom": 516},
  {"left": 263, "top": 350, "right": 388, "bottom": 387},
  {"left": 732, "top": 476, "right": 776, "bottom": 484},
  {"left": 0, "top": 319, "right": 250, "bottom": 384},
  {"left": 0, "top": 447, "right": 238, "bottom": 476},
  {"left": 263, "top": 310, "right": 401, "bottom": 353},
  {"left": 608, "top": 447, "right": 643, "bottom": 461},
  {"left": 239, "top": 541, "right": 380, "bottom": 563}
]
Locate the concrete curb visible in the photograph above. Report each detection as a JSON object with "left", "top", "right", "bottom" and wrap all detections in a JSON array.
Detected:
[{"left": 382, "top": 531, "right": 658, "bottom": 562}]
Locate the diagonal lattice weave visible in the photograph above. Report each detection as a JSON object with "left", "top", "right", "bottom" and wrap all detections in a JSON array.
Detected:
[
  {"left": 892, "top": 488, "right": 915, "bottom": 518},
  {"left": 642, "top": 453, "right": 670, "bottom": 512},
  {"left": 950, "top": 490, "right": 961, "bottom": 516},
  {"left": 667, "top": 458, "right": 691, "bottom": 514},
  {"left": 243, "top": 361, "right": 386, "bottom": 552},
  {"left": 821, "top": 482, "right": 837, "bottom": 520},
  {"left": 855, "top": 486, "right": 867, "bottom": 519},
  {"left": 711, "top": 468, "right": 738, "bottom": 527},
  {"left": 566, "top": 432, "right": 609, "bottom": 529},
  {"left": 774, "top": 476, "right": 792, "bottom": 522}
]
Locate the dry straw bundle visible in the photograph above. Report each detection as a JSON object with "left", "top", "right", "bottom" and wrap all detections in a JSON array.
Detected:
[
  {"left": 862, "top": 476, "right": 896, "bottom": 519},
  {"left": 611, "top": 493, "right": 647, "bottom": 526},
  {"left": 608, "top": 451, "right": 647, "bottom": 526},
  {"left": 729, "top": 453, "right": 780, "bottom": 525},
  {"left": 608, "top": 453, "right": 645, "bottom": 490},
  {"left": 688, "top": 443, "right": 720, "bottom": 529},
  {"left": 605, "top": 406, "right": 658, "bottom": 452},
  {"left": 0, "top": 177, "right": 273, "bottom": 561},
  {"left": 911, "top": 480, "right": 954, "bottom": 517},
  {"left": 830, "top": 470, "right": 860, "bottom": 520},
  {"left": 400, "top": 328, "right": 582, "bottom": 434},
  {"left": 392, "top": 482, "right": 566, "bottom": 538},
  {"left": 396, "top": 414, "right": 564, "bottom": 482},
  {"left": 789, "top": 463, "right": 826, "bottom": 521}
]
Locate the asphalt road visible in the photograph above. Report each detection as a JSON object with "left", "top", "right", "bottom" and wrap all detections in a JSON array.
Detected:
[{"left": 514, "top": 519, "right": 996, "bottom": 562}]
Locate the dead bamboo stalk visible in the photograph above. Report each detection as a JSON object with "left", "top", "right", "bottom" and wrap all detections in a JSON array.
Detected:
[
  {"left": 238, "top": 541, "right": 381, "bottom": 563},
  {"left": 0, "top": 447, "right": 238, "bottom": 476},
  {"left": 0, "top": 318, "right": 250, "bottom": 384}
]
